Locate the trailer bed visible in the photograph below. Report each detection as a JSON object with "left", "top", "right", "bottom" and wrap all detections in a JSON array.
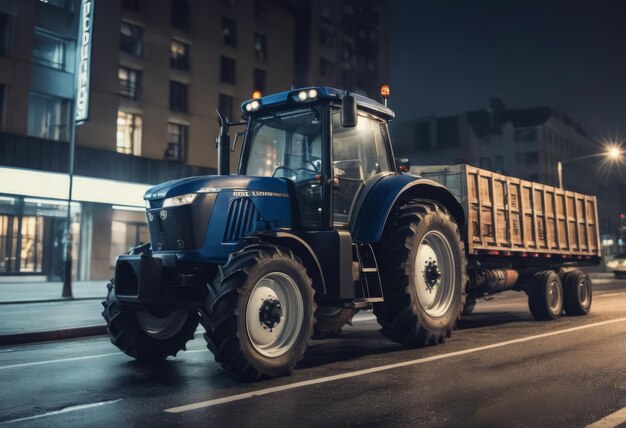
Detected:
[{"left": 412, "top": 165, "right": 601, "bottom": 260}]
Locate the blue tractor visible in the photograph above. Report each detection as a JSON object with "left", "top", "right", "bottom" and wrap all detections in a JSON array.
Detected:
[{"left": 102, "top": 87, "right": 467, "bottom": 380}]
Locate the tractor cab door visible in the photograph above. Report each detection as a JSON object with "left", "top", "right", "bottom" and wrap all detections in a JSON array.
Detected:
[{"left": 331, "top": 110, "right": 393, "bottom": 227}]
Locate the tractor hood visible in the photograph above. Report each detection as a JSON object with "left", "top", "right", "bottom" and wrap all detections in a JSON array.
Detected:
[{"left": 144, "top": 175, "right": 290, "bottom": 201}]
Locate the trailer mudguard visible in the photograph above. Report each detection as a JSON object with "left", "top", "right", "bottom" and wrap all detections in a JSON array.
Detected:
[{"left": 350, "top": 174, "right": 465, "bottom": 243}]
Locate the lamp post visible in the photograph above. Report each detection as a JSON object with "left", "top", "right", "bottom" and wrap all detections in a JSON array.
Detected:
[{"left": 557, "top": 145, "right": 623, "bottom": 189}]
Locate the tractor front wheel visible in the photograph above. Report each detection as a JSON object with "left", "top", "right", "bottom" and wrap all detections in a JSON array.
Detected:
[
  {"left": 200, "top": 246, "right": 315, "bottom": 381},
  {"left": 101, "top": 283, "right": 199, "bottom": 362}
]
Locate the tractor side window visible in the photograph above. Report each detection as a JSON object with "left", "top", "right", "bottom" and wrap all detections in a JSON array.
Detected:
[{"left": 332, "top": 111, "right": 391, "bottom": 225}]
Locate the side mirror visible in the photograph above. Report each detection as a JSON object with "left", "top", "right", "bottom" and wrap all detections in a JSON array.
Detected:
[
  {"left": 396, "top": 158, "right": 410, "bottom": 173},
  {"left": 341, "top": 94, "right": 358, "bottom": 127}
]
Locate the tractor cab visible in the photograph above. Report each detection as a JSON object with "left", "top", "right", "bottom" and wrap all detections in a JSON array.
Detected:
[{"left": 237, "top": 87, "right": 396, "bottom": 230}]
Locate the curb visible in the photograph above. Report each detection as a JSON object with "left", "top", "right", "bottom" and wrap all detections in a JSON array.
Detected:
[
  {"left": 0, "top": 297, "right": 104, "bottom": 305},
  {"left": 0, "top": 325, "right": 107, "bottom": 346}
]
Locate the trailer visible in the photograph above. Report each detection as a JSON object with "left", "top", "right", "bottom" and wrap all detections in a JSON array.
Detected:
[
  {"left": 102, "top": 87, "right": 600, "bottom": 381},
  {"left": 413, "top": 164, "right": 599, "bottom": 318}
]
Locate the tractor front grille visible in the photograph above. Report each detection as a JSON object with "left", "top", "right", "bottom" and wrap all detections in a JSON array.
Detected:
[{"left": 223, "top": 197, "right": 261, "bottom": 242}]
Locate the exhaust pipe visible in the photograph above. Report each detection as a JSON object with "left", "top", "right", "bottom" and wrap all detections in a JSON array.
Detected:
[
  {"left": 216, "top": 109, "right": 230, "bottom": 175},
  {"left": 470, "top": 269, "right": 519, "bottom": 295}
]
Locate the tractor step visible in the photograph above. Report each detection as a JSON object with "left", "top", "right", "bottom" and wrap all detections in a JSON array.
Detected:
[{"left": 353, "top": 243, "right": 384, "bottom": 301}]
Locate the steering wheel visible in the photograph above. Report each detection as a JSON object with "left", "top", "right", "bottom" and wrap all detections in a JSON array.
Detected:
[{"left": 272, "top": 165, "right": 298, "bottom": 178}]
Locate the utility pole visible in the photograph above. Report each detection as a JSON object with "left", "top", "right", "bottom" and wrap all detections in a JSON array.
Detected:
[{"left": 63, "top": 0, "right": 95, "bottom": 297}]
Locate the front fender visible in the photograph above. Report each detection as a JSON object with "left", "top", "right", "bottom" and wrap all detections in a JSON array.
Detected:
[{"left": 350, "top": 174, "right": 465, "bottom": 243}]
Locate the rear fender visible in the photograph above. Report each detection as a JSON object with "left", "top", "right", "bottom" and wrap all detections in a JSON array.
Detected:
[{"left": 351, "top": 174, "right": 465, "bottom": 243}]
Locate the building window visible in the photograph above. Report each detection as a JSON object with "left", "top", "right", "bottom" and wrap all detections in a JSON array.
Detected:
[
  {"left": 218, "top": 93, "right": 233, "bottom": 120},
  {"left": 515, "top": 128, "right": 537, "bottom": 143},
  {"left": 253, "top": 68, "right": 266, "bottom": 94},
  {"left": 169, "top": 81, "right": 188, "bottom": 112},
  {"left": 170, "top": 40, "right": 189, "bottom": 70},
  {"left": 120, "top": 22, "right": 143, "bottom": 56},
  {"left": 494, "top": 155, "right": 504, "bottom": 173},
  {"left": 121, "top": 0, "right": 140, "bottom": 12},
  {"left": 254, "top": 0, "right": 267, "bottom": 21},
  {"left": 116, "top": 111, "right": 142, "bottom": 155},
  {"left": 0, "top": 14, "right": 9, "bottom": 56},
  {"left": 220, "top": 56, "right": 236, "bottom": 84},
  {"left": 32, "top": 29, "right": 67, "bottom": 70},
  {"left": 171, "top": 0, "right": 190, "bottom": 30},
  {"left": 254, "top": 33, "right": 266, "bottom": 60},
  {"left": 320, "top": 58, "right": 334, "bottom": 77},
  {"left": 118, "top": 67, "right": 141, "bottom": 100},
  {"left": 165, "top": 123, "right": 187, "bottom": 161},
  {"left": 27, "top": 92, "right": 71, "bottom": 141},
  {"left": 222, "top": 18, "right": 237, "bottom": 47}
]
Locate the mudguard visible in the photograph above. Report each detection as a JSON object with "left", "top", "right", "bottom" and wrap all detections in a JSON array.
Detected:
[{"left": 350, "top": 174, "right": 465, "bottom": 243}]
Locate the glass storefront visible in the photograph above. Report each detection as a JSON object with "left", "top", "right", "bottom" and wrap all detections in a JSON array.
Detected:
[
  {"left": 0, "top": 195, "right": 80, "bottom": 279},
  {"left": 110, "top": 208, "right": 149, "bottom": 268}
]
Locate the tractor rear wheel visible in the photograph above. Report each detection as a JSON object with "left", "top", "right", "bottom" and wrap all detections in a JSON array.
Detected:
[
  {"left": 200, "top": 245, "right": 315, "bottom": 381},
  {"left": 562, "top": 270, "right": 592, "bottom": 316},
  {"left": 374, "top": 200, "right": 467, "bottom": 347},
  {"left": 101, "top": 282, "right": 199, "bottom": 362},
  {"left": 528, "top": 270, "right": 563, "bottom": 320},
  {"left": 312, "top": 306, "right": 356, "bottom": 339}
]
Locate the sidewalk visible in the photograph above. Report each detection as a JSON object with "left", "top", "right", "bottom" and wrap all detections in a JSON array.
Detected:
[{"left": 0, "top": 271, "right": 616, "bottom": 346}]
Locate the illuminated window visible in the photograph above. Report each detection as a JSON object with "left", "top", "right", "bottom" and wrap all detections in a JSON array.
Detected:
[
  {"left": 165, "top": 123, "right": 188, "bottom": 162},
  {"left": 116, "top": 111, "right": 142, "bottom": 155},
  {"left": 27, "top": 92, "right": 71, "bottom": 141},
  {"left": 170, "top": 40, "right": 189, "bottom": 70},
  {"left": 118, "top": 66, "right": 141, "bottom": 100},
  {"left": 222, "top": 18, "right": 237, "bottom": 47},
  {"left": 32, "top": 29, "right": 67, "bottom": 70},
  {"left": 120, "top": 21, "right": 143, "bottom": 56}
]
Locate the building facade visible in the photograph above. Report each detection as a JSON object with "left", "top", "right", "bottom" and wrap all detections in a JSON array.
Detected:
[
  {"left": 391, "top": 99, "right": 626, "bottom": 254},
  {"left": 0, "top": 0, "right": 389, "bottom": 280}
]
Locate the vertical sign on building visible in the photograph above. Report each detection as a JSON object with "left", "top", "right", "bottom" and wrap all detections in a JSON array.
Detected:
[{"left": 75, "top": 0, "right": 94, "bottom": 125}]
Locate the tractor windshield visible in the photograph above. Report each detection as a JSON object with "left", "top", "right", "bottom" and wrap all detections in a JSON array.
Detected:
[{"left": 243, "top": 107, "right": 322, "bottom": 181}]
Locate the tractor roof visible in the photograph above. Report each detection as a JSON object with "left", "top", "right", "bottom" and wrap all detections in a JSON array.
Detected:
[{"left": 241, "top": 86, "right": 395, "bottom": 121}]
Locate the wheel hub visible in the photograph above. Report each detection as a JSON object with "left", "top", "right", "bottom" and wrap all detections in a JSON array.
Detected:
[
  {"left": 423, "top": 260, "right": 441, "bottom": 291},
  {"left": 259, "top": 298, "right": 283, "bottom": 331}
]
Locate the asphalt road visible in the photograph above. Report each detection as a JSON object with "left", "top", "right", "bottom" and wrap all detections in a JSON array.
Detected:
[{"left": 1, "top": 275, "right": 625, "bottom": 427}]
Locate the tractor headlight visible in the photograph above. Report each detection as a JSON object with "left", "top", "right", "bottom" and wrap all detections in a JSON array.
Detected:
[
  {"left": 293, "top": 89, "right": 319, "bottom": 102},
  {"left": 163, "top": 193, "right": 197, "bottom": 208},
  {"left": 244, "top": 99, "right": 262, "bottom": 112}
]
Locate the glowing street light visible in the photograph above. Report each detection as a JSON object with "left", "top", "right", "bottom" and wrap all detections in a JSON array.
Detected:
[{"left": 557, "top": 142, "right": 624, "bottom": 189}]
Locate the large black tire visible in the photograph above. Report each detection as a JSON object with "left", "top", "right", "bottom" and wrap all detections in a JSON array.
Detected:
[
  {"left": 562, "top": 270, "right": 592, "bottom": 316},
  {"left": 312, "top": 307, "right": 356, "bottom": 339},
  {"left": 101, "top": 282, "right": 199, "bottom": 362},
  {"left": 373, "top": 200, "right": 467, "bottom": 347},
  {"left": 200, "top": 245, "right": 315, "bottom": 381},
  {"left": 528, "top": 270, "right": 563, "bottom": 321}
]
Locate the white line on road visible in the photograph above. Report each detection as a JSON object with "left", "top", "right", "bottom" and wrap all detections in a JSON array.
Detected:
[
  {"left": 165, "top": 317, "right": 626, "bottom": 414},
  {"left": 0, "top": 399, "right": 121, "bottom": 425},
  {"left": 0, "top": 352, "right": 122, "bottom": 370},
  {"left": 595, "top": 292, "right": 625, "bottom": 298},
  {"left": 586, "top": 406, "right": 626, "bottom": 428}
]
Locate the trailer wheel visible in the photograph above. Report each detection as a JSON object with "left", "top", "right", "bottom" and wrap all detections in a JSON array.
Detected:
[
  {"left": 562, "top": 270, "right": 592, "bottom": 316},
  {"left": 101, "top": 282, "right": 199, "bottom": 362},
  {"left": 312, "top": 307, "right": 356, "bottom": 339},
  {"left": 528, "top": 270, "right": 563, "bottom": 321},
  {"left": 200, "top": 246, "right": 315, "bottom": 381},
  {"left": 374, "top": 200, "right": 467, "bottom": 347}
]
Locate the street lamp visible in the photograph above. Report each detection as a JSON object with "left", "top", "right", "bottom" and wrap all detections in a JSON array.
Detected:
[{"left": 557, "top": 144, "right": 624, "bottom": 189}]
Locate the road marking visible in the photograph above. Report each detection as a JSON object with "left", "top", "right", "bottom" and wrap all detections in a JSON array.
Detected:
[
  {"left": 0, "top": 399, "right": 121, "bottom": 424},
  {"left": 587, "top": 406, "right": 626, "bottom": 428},
  {"left": 165, "top": 317, "right": 626, "bottom": 413}
]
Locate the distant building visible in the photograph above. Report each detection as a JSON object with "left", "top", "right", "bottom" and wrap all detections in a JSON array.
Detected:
[
  {"left": 391, "top": 98, "right": 626, "bottom": 248},
  {"left": 0, "top": 0, "right": 390, "bottom": 280}
]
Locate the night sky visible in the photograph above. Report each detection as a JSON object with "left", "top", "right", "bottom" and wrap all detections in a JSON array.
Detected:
[{"left": 389, "top": 0, "right": 626, "bottom": 139}]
